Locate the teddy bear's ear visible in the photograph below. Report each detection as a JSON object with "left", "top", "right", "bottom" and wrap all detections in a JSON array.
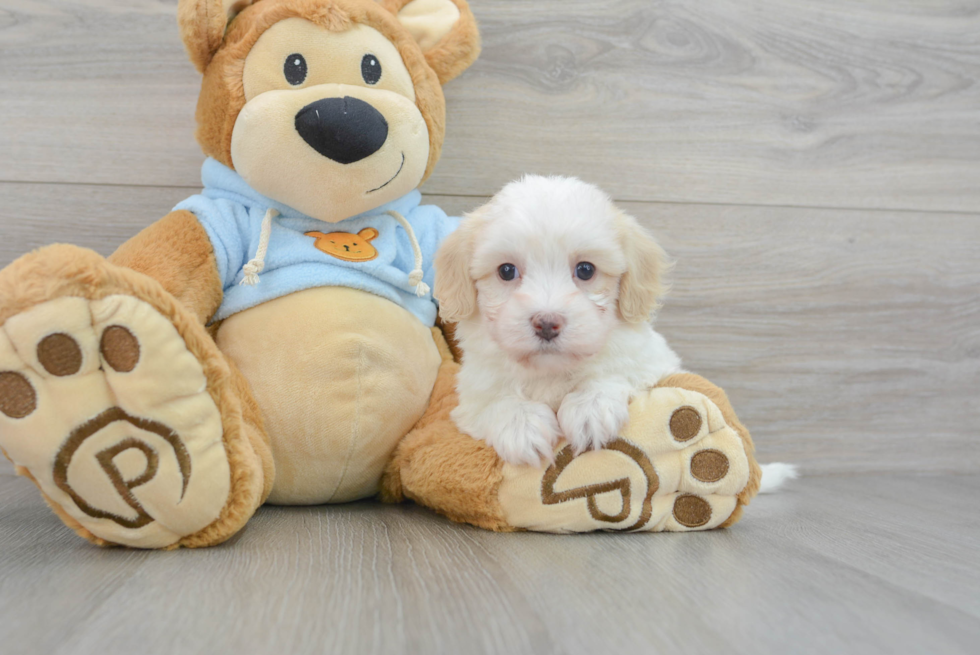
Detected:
[
  {"left": 387, "top": 0, "right": 481, "bottom": 84},
  {"left": 177, "top": 0, "right": 257, "bottom": 73}
]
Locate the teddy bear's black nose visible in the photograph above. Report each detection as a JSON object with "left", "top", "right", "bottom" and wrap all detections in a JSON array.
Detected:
[{"left": 294, "top": 96, "right": 388, "bottom": 164}]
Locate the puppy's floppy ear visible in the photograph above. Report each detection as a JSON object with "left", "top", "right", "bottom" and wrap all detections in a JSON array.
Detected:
[
  {"left": 177, "top": 0, "right": 256, "bottom": 73},
  {"left": 616, "top": 211, "right": 670, "bottom": 323},
  {"left": 434, "top": 213, "right": 483, "bottom": 322},
  {"left": 382, "top": 0, "right": 481, "bottom": 84}
]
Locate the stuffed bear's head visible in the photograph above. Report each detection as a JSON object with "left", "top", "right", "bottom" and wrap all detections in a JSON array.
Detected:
[{"left": 177, "top": 0, "right": 479, "bottom": 222}]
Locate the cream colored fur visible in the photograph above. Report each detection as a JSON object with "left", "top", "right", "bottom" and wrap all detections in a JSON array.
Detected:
[
  {"left": 232, "top": 19, "right": 430, "bottom": 222},
  {"left": 435, "top": 176, "right": 680, "bottom": 465},
  {"left": 397, "top": 0, "right": 461, "bottom": 50},
  {"left": 0, "top": 245, "right": 270, "bottom": 548},
  {"left": 0, "top": 0, "right": 484, "bottom": 548},
  {"left": 216, "top": 287, "right": 441, "bottom": 504},
  {"left": 497, "top": 386, "right": 752, "bottom": 533},
  {"left": 0, "top": 296, "right": 232, "bottom": 548}
]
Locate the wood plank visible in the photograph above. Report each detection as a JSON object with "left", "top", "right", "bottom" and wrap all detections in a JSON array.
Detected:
[
  {"left": 1, "top": 473, "right": 978, "bottom": 655},
  {"left": 1, "top": 182, "right": 978, "bottom": 475},
  {"left": 766, "top": 474, "right": 980, "bottom": 616},
  {"left": 0, "top": 182, "right": 191, "bottom": 259},
  {"left": 1, "top": 1, "right": 979, "bottom": 210}
]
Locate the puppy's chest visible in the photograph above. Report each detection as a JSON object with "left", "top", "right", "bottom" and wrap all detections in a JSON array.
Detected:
[{"left": 519, "top": 375, "right": 581, "bottom": 410}]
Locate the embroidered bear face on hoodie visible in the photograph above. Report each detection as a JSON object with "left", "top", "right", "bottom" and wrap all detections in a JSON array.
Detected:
[{"left": 176, "top": 158, "right": 460, "bottom": 326}]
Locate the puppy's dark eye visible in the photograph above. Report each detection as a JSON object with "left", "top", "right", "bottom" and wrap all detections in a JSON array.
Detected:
[
  {"left": 284, "top": 53, "right": 307, "bottom": 85},
  {"left": 498, "top": 263, "right": 519, "bottom": 281},
  {"left": 361, "top": 54, "right": 382, "bottom": 84},
  {"left": 575, "top": 262, "right": 596, "bottom": 280}
]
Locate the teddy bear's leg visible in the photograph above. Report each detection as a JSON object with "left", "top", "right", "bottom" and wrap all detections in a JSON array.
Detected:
[
  {"left": 382, "top": 358, "right": 761, "bottom": 533},
  {"left": 0, "top": 215, "right": 273, "bottom": 548},
  {"left": 380, "top": 332, "right": 515, "bottom": 531},
  {"left": 652, "top": 373, "right": 762, "bottom": 528}
]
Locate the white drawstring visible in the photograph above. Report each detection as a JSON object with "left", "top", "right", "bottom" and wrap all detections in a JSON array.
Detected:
[
  {"left": 238, "top": 206, "right": 429, "bottom": 298},
  {"left": 239, "top": 208, "right": 279, "bottom": 286},
  {"left": 386, "top": 210, "right": 430, "bottom": 298}
]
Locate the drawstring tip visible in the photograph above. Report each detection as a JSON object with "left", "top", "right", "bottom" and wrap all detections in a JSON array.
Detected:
[
  {"left": 389, "top": 210, "right": 432, "bottom": 300},
  {"left": 238, "top": 208, "right": 278, "bottom": 287},
  {"left": 408, "top": 269, "right": 430, "bottom": 297},
  {"left": 239, "top": 260, "right": 263, "bottom": 286}
]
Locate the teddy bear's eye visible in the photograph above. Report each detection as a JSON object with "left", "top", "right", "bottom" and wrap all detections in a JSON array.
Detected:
[
  {"left": 361, "top": 54, "right": 382, "bottom": 85},
  {"left": 575, "top": 262, "right": 596, "bottom": 281},
  {"left": 284, "top": 53, "right": 307, "bottom": 86},
  {"left": 498, "top": 263, "right": 519, "bottom": 281}
]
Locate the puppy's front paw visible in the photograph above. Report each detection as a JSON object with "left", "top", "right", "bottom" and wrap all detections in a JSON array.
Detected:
[
  {"left": 487, "top": 401, "right": 562, "bottom": 467},
  {"left": 558, "top": 388, "right": 630, "bottom": 455}
]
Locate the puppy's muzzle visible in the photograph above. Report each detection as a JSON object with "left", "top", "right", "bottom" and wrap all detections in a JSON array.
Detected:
[
  {"left": 531, "top": 313, "right": 565, "bottom": 342},
  {"left": 294, "top": 96, "right": 388, "bottom": 164}
]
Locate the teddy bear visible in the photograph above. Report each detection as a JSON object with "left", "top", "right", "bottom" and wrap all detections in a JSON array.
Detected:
[{"left": 0, "top": 0, "right": 761, "bottom": 548}]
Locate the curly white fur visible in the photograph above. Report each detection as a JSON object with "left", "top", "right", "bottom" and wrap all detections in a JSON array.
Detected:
[{"left": 435, "top": 175, "right": 680, "bottom": 466}]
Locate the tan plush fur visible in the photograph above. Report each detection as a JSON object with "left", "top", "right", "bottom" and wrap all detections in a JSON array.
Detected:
[
  {"left": 224, "top": 355, "right": 277, "bottom": 505},
  {"left": 655, "top": 373, "right": 762, "bottom": 528},
  {"left": 108, "top": 210, "right": 224, "bottom": 324},
  {"left": 0, "top": 245, "right": 273, "bottom": 548},
  {"left": 177, "top": 0, "right": 242, "bottom": 74},
  {"left": 380, "top": 329, "right": 513, "bottom": 532},
  {"left": 382, "top": 343, "right": 761, "bottom": 532},
  {"left": 380, "top": 0, "right": 481, "bottom": 83},
  {"left": 0, "top": 0, "right": 481, "bottom": 547},
  {"left": 2, "top": 0, "right": 759, "bottom": 542},
  {"left": 191, "top": 0, "right": 479, "bottom": 182},
  {"left": 216, "top": 287, "right": 441, "bottom": 504}
]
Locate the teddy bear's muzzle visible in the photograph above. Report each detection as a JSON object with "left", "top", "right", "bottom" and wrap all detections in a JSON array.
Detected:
[{"left": 294, "top": 96, "right": 389, "bottom": 165}]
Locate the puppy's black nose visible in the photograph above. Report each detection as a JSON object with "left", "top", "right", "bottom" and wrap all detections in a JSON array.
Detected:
[
  {"left": 294, "top": 96, "right": 388, "bottom": 164},
  {"left": 532, "top": 313, "right": 565, "bottom": 342}
]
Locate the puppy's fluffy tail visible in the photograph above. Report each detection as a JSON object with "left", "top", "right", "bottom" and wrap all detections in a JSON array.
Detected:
[{"left": 757, "top": 463, "right": 799, "bottom": 494}]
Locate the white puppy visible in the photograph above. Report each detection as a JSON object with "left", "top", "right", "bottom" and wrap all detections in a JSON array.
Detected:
[{"left": 434, "top": 175, "right": 682, "bottom": 466}]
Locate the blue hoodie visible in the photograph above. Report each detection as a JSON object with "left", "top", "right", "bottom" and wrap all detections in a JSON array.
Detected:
[{"left": 174, "top": 158, "right": 460, "bottom": 326}]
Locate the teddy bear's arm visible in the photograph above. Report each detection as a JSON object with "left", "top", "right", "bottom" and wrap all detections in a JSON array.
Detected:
[{"left": 108, "top": 210, "right": 223, "bottom": 324}]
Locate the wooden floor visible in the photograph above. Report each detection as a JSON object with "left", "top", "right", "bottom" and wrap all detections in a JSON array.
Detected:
[
  {"left": 1, "top": 1, "right": 978, "bottom": 653},
  {"left": 2, "top": 470, "right": 979, "bottom": 655}
]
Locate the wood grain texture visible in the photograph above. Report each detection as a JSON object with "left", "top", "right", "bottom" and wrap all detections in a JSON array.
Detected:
[
  {"left": 1, "top": 0, "right": 979, "bottom": 210},
  {"left": 1, "top": 183, "right": 977, "bottom": 475},
  {"left": 1, "top": 471, "right": 979, "bottom": 655},
  {"left": 1, "top": 2, "right": 978, "bottom": 653}
]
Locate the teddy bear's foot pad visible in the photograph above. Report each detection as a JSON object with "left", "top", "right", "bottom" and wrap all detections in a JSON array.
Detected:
[
  {"left": 497, "top": 387, "right": 751, "bottom": 532},
  {"left": 0, "top": 295, "right": 230, "bottom": 548}
]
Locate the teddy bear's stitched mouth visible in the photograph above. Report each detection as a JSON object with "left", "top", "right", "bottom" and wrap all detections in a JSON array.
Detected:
[{"left": 366, "top": 152, "right": 405, "bottom": 194}]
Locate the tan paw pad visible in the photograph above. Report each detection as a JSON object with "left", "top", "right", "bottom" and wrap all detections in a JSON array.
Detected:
[
  {"left": 497, "top": 387, "right": 750, "bottom": 533},
  {"left": 0, "top": 295, "right": 230, "bottom": 548}
]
